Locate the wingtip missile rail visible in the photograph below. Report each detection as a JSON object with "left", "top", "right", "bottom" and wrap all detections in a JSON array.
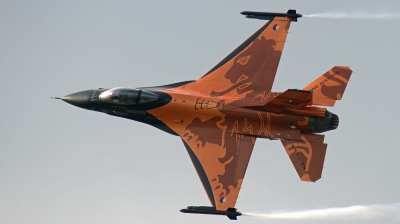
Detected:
[
  {"left": 180, "top": 206, "right": 242, "bottom": 220},
  {"left": 241, "top": 9, "right": 302, "bottom": 21}
]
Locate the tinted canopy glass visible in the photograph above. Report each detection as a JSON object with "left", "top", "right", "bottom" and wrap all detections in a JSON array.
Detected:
[
  {"left": 139, "top": 91, "right": 159, "bottom": 104},
  {"left": 99, "top": 88, "right": 159, "bottom": 105}
]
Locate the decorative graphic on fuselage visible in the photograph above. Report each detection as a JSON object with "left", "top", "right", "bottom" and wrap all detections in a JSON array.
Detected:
[{"left": 194, "top": 98, "right": 224, "bottom": 110}]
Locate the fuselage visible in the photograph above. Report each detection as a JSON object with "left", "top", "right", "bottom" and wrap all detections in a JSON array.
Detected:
[{"left": 61, "top": 85, "right": 338, "bottom": 141}]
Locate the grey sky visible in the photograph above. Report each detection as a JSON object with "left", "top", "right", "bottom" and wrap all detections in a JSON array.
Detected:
[{"left": 1, "top": 0, "right": 399, "bottom": 223}]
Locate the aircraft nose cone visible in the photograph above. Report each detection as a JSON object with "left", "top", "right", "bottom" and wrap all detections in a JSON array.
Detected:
[{"left": 61, "top": 90, "right": 91, "bottom": 106}]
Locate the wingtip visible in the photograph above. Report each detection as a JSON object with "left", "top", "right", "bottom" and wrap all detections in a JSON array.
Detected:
[{"left": 335, "top": 65, "right": 352, "bottom": 71}]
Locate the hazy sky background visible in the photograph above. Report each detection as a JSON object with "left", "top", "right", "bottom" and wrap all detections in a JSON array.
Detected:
[{"left": 1, "top": 0, "right": 400, "bottom": 223}]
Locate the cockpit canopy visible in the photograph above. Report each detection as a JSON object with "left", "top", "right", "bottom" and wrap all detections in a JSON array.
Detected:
[{"left": 99, "top": 88, "right": 159, "bottom": 105}]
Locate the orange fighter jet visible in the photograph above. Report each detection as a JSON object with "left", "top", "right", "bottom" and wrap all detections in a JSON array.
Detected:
[{"left": 57, "top": 10, "right": 352, "bottom": 220}]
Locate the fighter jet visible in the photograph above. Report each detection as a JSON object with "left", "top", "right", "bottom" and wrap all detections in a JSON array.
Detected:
[{"left": 55, "top": 10, "right": 352, "bottom": 220}]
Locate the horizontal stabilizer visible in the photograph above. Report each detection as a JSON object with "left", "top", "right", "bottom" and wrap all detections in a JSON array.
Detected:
[
  {"left": 303, "top": 66, "right": 352, "bottom": 107},
  {"left": 281, "top": 135, "right": 327, "bottom": 182}
]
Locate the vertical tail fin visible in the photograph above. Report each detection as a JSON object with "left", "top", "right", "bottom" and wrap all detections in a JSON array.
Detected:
[{"left": 303, "top": 66, "right": 352, "bottom": 107}]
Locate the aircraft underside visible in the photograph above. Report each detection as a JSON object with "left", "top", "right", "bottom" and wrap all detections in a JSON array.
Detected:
[{"left": 55, "top": 9, "right": 352, "bottom": 220}]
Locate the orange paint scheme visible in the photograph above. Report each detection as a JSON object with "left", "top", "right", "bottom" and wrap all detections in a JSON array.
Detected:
[
  {"left": 60, "top": 10, "right": 352, "bottom": 219},
  {"left": 146, "top": 17, "right": 352, "bottom": 211},
  {"left": 303, "top": 66, "right": 352, "bottom": 107}
]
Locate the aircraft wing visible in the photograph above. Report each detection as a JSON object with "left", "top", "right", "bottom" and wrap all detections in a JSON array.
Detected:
[
  {"left": 281, "top": 134, "right": 327, "bottom": 182},
  {"left": 177, "top": 16, "right": 295, "bottom": 102},
  {"left": 182, "top": 126, "right": 256, "bottom": 211}
]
